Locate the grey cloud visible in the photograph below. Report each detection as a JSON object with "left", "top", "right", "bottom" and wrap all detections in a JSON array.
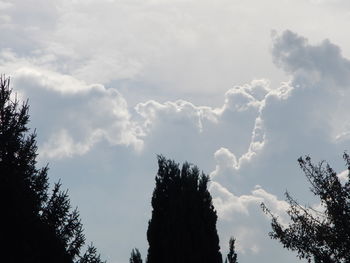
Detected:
[
  {"left": 207, "top": 31, "right": 350, "bottom": 262},
  {"left": 134, "top": 80, "right": 269, "bottom": 167},
  {"left": 268, "top": 30, "right": 350, "bottom": 149},
  {"left": 7, "top": 66, "right": 143, "bottom": 159},
  {"left": 272, "top": 30, "right": 350, "bottom": 87},
  {"left": 0, "top": 0, "right": 59, "bottom": 55}
]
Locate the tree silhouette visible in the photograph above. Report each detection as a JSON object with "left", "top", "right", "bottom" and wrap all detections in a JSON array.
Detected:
[
  {"left": 0, "top": 76, "right": 104, "bottom": 263},
  {"left": 146, "top": 156, "right": 222, "bottom": 263},
  {"left": 224, "top": 237, "right": 238, "bottom": 263},
  {"left": 130, "top": 248, "right": 143, "bottom": 263},
  {"left": 262, "top": 154, "right": 350, "bottom": 263},
  {"left": 79, "top": 244, "right": 105, "bottom": 263}
]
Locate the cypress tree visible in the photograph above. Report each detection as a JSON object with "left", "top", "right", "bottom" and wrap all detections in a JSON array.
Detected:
[
  {"left": 146, "top": 156, "right": 222, "bottom": 263},
  {"left": 130, "top": 248, "right": 143, "bottom": 263},
  {"left": 224, "top": 237, "right": 238, "bottom": 263}
]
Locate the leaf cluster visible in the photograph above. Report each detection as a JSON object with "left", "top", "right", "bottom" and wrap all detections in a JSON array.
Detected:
[{"left": 262, "top": 154, "right": 350, "bottom": 263}]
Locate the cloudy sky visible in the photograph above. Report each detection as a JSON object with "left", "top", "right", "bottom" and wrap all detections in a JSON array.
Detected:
[{"left": 2, "top": 0, "right": 350, "bottom": 262}]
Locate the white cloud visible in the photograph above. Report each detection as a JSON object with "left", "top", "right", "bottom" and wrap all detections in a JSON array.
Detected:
[
  {"left": 209, "top": 180, "right": 291, "bottom": 255},
  {"left": 210, "top": 181, "right": 261, "bottom": 218},
  {"left": 210, "top": 182, "right": 289, "bottom": 222},
  {"left": 337, "top": 169, "right": 349, "bottom": 184},
  {"left": 40, "top": 129, "right": 98, "bottom": 159},
  {"left": 0, "top": 56, "right": 144, "bottom": 158},
  {"left": 204, "top": 31, "right": 350, "bottom": 261},
  {"left": 212, "top": 147, "right": 239, "bottom": 174},
  {"left": 14, "top": 67, "right": 104, "bottom": 95}
]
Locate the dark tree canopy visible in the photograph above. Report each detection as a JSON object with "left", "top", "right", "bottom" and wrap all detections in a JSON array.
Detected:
[
  {"left": 224, "top": 237, "right": 238, "bottom": 263},
  {"left": 0, "top": 76, "right": 104, "bottom": 263},
  {"left": 146, "top": 156, "right": 222, "bottom": 263},
  {"left": 130, "top": 248, "right": 143, "bottom": 263},
  {"left": 262, "top": 154, "right": 350, "bottom": 263}
]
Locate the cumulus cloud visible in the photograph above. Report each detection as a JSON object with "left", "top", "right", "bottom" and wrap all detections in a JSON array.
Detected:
[
  {"left": 40, "top": 129, "right": 97, "bottom": 159},
  {"left": 133, "top": 78, "right": 275, "bottom": 172},
  {"left": 0, "top": 55, "right": 144, "bottom": 158},
  {"left": 210, "top": 182, "right": 261, "bottom": 218},
  {"left": 269, "top": 31, "right": 350, "bottom": 149},
  {"left": 209, "top": 180, "right": 292, "bottom": 255},
  {"left": 200, "top": 30, "right": 350, "bottom": 259},
  {"left": 272, "top": 30, "right": 350, "bottom": 88},
  {"left": 35, "top": 83, "right": 144, "bottom": 159},
  {"left": 208, "top": 29, "right": 350, "bottom": 188},
  {"left": 210, "top": 176, "right": 290, "bottom": 229}
]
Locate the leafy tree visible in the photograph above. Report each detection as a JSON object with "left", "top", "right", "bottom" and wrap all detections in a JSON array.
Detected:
[
  {"left": 130, "top": 248, "right": 143, "bottom": 263},
  {"left": 224, "top": 237, "right": 238, "bottom": 263},
  {"left": 0, "top": 76, "right": 104, "bottom": 263},
  {"left": 262, "top": 154, "right": 350, "bottom": 263},
  {"left": 146, "top": 156, "right": 222, "bottom": 263}
]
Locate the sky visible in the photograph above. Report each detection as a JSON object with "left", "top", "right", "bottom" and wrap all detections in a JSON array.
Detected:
[{"left": 2, "top": 0, "right": 350, "bottom": 262}]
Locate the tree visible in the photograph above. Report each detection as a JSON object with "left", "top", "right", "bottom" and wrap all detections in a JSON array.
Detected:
[
  {"left": 146, "top": 156, "right": 222, "bottom": 263},
  {"left": 262, "top": 154, "right": 350, "bottom": 263},
  {"left": 224, "top": 237, "right": 238, "bottom": 263},
  {"left": 0, "top": 76, "right": 104, "bottom": 263},
  {"left": 79, "top": 244, "right": 105, "bottom": 263},
  {"left": 130, "top": 248, "right": 143, "bottom": 263}
]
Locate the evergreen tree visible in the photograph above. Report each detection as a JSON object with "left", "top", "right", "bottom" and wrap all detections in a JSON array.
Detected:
[
  {"left": 130, "top": 248, "right": 143, "bottom": 263},
  {"left": 224, "top": 237, "right": 238, "bottom": 263},
  {"left": 79, "top": 244, "right": 105, "bottom": 263},
  {"left": 262, "top": 154, "right": 350, "bottom": 263},
  {"left": 146, "top": 156, "right": 222, "bottom": 263},
  {"left": 0, "top": 76, "right": 104, "bottom": 263}
]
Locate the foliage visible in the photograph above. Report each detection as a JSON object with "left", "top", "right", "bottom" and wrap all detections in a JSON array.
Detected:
[
  {"left": 0, "top": 76, "right": 104, "bottom": 263},
  {"left": 146, "top": 155, "right": 222, "bottom": 263},
  {"left": 262, "top": 154, "right": 350, "bottom": 263},
  {"left": 130, "top": 248, "right": 143, "bottom": 263},
  {"left": 78, "top": 244, "right": 105, "bottom": 263},
  {"left": 224, "top": 237, "right": 238, "bottom": 263}
]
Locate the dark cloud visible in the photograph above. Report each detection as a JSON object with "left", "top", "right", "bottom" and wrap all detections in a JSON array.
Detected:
[{"left": 272, "top": 30, "right": 350, "bottom": 87}]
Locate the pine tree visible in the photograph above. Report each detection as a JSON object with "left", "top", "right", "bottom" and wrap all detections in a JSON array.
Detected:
[
  {"left": 79, "top": 244, "right": 105, "bottom": 263},
  {"left": 129, "top": 248, "right": 143, "bottom": 263},
  {"left": 0, "top": 76, "right": 104, "bottom": 263},
  {"left": 262, "top": 154, "right": 350, "bottom": 263},
  {"left": 224, "top": 237, "right": 238, "bottom": 263},
  {"left": 146, "top": 156, "right": 222, "bottom": 263}
]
